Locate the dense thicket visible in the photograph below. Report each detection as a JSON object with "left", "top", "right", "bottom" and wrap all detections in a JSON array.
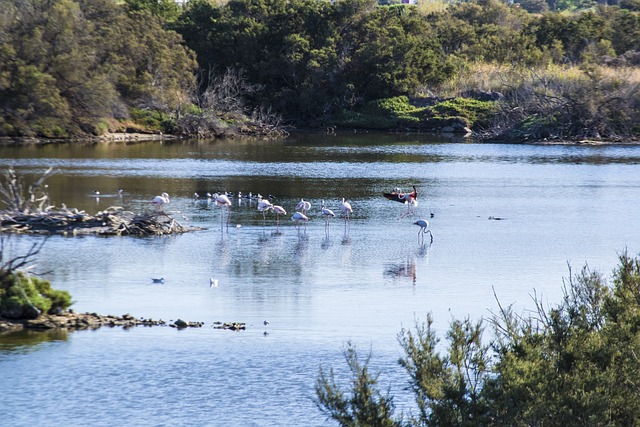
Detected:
[
  {"left": 172, "top": 0, "right": 640, "bottom": 135},
  {"left": 316, "top": 252, "right": 640, "bottom": 425},
  {"left": 0, "top": 0, "right": 196, "bottom": 138},
  {"left": 1, "top": 0, "right": 639, "bottom": 139}
]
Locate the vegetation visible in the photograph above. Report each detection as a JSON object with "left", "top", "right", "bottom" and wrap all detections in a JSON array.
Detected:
[
  {"left": 1, "top": 0, "right": 639, "bottom": 140},
  {"left": 0, "top": 237, "right": 73, "bottom": 319},
  {"left": 316, "top": 251, "right": 640, "bottom": 425}
]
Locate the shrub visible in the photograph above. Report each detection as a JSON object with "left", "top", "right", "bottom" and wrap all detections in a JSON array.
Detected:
[
  {"left": 316, "top": 251, "right": 640, "bottom": 425},
  {"left": 0, "top": 271, "right": 72, "bottom": 319}
]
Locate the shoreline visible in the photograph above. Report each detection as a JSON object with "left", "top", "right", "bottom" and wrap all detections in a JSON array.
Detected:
[
  {"left": 0, "top": 311, "right": 247, "bottom": 334},
  {"left": 1, "top": 130, "right": 639, "bottom": 146}
]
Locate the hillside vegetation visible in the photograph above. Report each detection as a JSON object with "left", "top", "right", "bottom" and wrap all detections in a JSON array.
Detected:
[{"left": 1, "top": 0, "right": 639, "bottom": 141}]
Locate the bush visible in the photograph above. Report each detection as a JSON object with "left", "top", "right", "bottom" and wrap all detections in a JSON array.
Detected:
[
  {"left": 0, "top": 271, "right": 72, "bottom": 319},
  {"left": 316, "top": 251, "right": 640, "bottom": 425},
  {"left": 431, "top": 97, "right": 497, "bottom": 127}
]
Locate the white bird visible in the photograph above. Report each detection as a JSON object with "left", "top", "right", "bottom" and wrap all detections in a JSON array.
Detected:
[
  {"left": 272, "top": 205, "right": 287, "bottom": 228},
  {"left": 291, "top": 211, "right": 309, "bottom": 230},
  {"left": 414, "top": 219, "right": 433, "bottom": 245},
  {"left": 213, "top": 193, "right": 232, "bottom": 228},
  {"left": 210, "top": 278, "right": 219, "bottom": 288},
  {"left": 213, "top": 192, "right": 232, "bottom": 206},
  {"left": 340, "top": 198, "right": 353, "bottom": 222},
  {"left": 296, "top": 198, "right": 311, "bottom": 214},
  {"left": 151, "top": 192, "right": 170, "bottom": 210},
  {"left": 257, "top": 196, "right": 273, "bottom": 225},
  {"left": 320, "top": 200, "right": 335, "bottom": 225}
]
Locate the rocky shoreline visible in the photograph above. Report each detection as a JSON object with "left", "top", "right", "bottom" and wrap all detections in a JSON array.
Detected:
[{"left": 0, "top": 310, "right": 246, "bottom": 333}]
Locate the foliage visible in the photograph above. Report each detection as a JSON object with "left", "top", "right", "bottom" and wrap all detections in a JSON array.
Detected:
[
  {"left": 315, "top": 342, "right": 403, "bottom": 427},
  {"left": 174, "top": 0, "right": 450, "bottom": 122},
  {"left": 431, "top": 98, "right": 497, "bottom": 127},
  {"left": 0, "top": 236, "right": 73, "bottom": 320},
  {"left": 483, "top": 65, "right": 640, "bottom": 141},
  {"left": 0, "top": 271, "right": 72, "bottom": 319},
  {"left": 316, "top": 251, "right": 640, "bottom": 425},
  {"left": 0, "top": 0, "right": 196, "bottom": 138}
]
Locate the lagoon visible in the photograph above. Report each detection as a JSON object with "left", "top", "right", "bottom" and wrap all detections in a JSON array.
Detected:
[{"left": 1, "top": 133, "right": 640, "bottom": 426}]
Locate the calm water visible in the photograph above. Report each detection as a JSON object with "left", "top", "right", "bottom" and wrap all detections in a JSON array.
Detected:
[{"left": 1, "top": 133, "right": 640, "bottom": 426}]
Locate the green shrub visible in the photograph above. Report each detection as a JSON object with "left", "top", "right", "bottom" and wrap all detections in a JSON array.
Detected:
[
  {"left": 337, "top": 96, "right": 431, "bottom": 129},
  {"left": 0, "top": 271, "right": 72, "bottom": 319},
  {"left": 431, "top": 97, "right": 497, "bottom": 126}
]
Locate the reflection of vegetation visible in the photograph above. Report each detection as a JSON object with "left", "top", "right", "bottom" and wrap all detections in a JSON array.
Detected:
[
  {"left": 0, "top": 329, "right": 69, "bottom": 353},
  {"left": 317, "top": 251, "right": 640, "bottom": 425}
]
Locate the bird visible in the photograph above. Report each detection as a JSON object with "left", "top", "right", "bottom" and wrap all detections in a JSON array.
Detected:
[
  {"left": 340, "top": 198, "right": 353, "bottom": 222},
  {"left": 152, "top": 278, "right": 165, "bottom": 284},
  {"left": 257, "top": 195, "right": 273, "bottom": 225},
  {"left": 320, "top": 200, "right": 335, "bottom": 225},
  {"left": 291, "top": 211, "right": 309, "bottom": 231},
  {"left": 151, "top": 192, "right": 170, "bottom": 210},
  {"left": 210, "top": 278, "right": 219, "bottom": 288},
  {"left": 212, "top": 192, "right": 232, "bottom": 228},
  {"left": 384, "top": 186, "right": 418, "bottom": 218},
  {"left": 413, "top": 219, "right": 433, "bottom": 245},
  {"left": 263, "top": 320, "right": 270, "bottom": 326},
  {"left": 93, "top": 190, "right": 100, "bottom": 196},
  {"left": 272, "top": 205, "right": 287, "bottom": 228},
  {"left": 213, "top": 192, "right": 232, "bottom": 207},
  {"left": 296, "top": 198, "right": 311, "bottom": 215}
]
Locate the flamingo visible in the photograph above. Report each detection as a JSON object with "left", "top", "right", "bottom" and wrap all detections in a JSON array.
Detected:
[
  {"left": 320, "top": 200, "right": 335, "bottom": 226},
  {"left": 384, "top": 186, "right": 418, "bottom": 219},
  {"left": 213, "top": 192, "right": 232, "bottom": 229},
  {"left": 151, "top": 192, "right": 170, "bottom": 210},
  {"left": 340, "top": 198, "right": 353, "bottom": 222},
  {"left": 414, "top": 219, "right": 433, "bottom": 244},
  {"left": 272, "top": 205, "right": 287, "bottom": 228},
  {"left": 296, "top": 198, "right": 311, "bottom": 215},
  {"left": 257, "top": 195, "right": 273, "bottom": 225},
  {"left": 291, "top": 211, "right": 309, "bottom": 231}
]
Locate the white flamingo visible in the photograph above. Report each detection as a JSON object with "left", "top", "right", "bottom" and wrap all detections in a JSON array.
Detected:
[
  {"left": 257, "top": 195, "right": 273, "bottom": 225},
  {"left": 291, "top": 211, "right": 309, "bottom": 231},
  {"left": 213, "top": 192, "right": 232, "bottom": 228},
  {"left": 320, "top": 200, "right": 335, "bottom": 226},
  {"left": 296, "top": 198, "right": 311, "bottom": 215},
  {"left": 340, "top": 198, "right": 352, "bottom": 222},
  {"left": 272, "top": 205, "right": 287, "bottom": 228},
  {"left": 151, "top": 192, "right": 170, "bottom": 210},
  {"left": 414, "top": 219, "right": 433, "bottom": 245}
]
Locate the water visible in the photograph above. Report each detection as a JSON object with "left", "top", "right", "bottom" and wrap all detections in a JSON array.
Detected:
[{"left": 2, "top": 133, "right": 640, "bottom": 426}]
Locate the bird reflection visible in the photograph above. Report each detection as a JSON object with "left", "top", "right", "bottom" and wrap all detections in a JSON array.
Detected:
[
  {"left": 321, "top": 237, "right": 332, "bottom": 250},
  {"left": 294, "top": 236, "right": 309, "bottom": 261},
  {"left": 384, "top": 257, "right": 417, "bottom": 285}
]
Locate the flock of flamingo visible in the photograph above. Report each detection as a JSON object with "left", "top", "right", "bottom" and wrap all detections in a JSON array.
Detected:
[{"left": 149, "top": 185, "right": 432, "bottom": 244}]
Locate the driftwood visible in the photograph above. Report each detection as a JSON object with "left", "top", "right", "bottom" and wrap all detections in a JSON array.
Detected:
[
  {"left": 1, "top": 167, "right": 198, "bottom": 236},
  {"left": 0, "top": 205, "right": 196, "bottom": 236}
]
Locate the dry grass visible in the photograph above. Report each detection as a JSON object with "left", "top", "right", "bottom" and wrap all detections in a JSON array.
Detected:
[{"left": 431, "top": 62, "right": 640, "bottom": 98}]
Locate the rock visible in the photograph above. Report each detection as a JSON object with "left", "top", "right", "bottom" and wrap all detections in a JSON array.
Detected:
[{"left": 174, "top": 319, "right": 188, "bottom": 328}]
